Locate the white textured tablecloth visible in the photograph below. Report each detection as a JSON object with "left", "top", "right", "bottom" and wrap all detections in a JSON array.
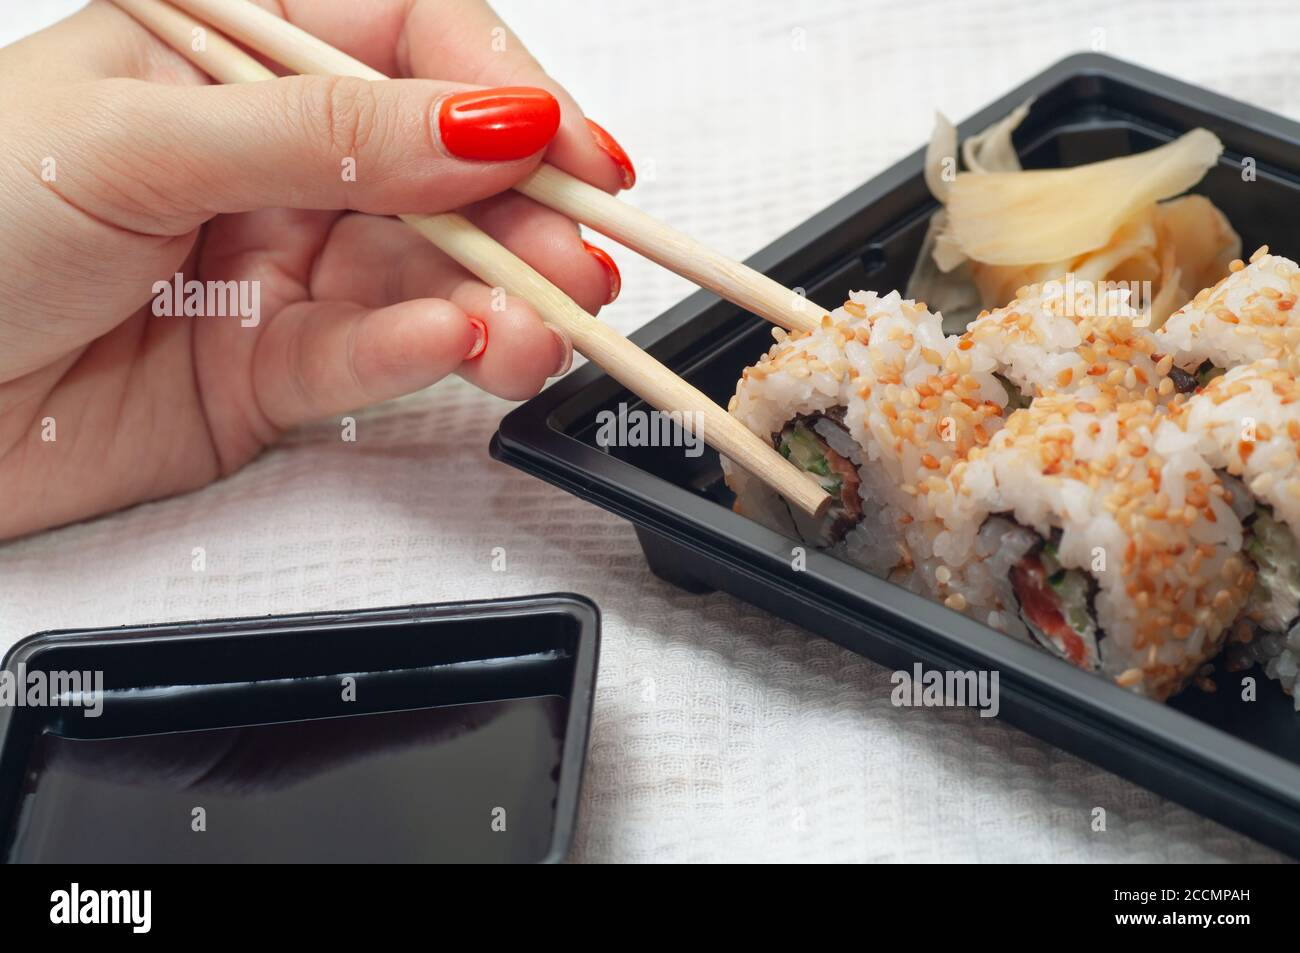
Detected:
[{"left": 2, "top": 0, "right": 1295, "bottom": 863}]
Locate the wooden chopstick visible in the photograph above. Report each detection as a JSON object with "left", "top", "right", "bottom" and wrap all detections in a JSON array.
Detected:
[
  {"left": 157, "top": 0, "right": 830, "bottom": 336},
  {"left": 108, "top": 0, "right": 831, "bottom": 518}
]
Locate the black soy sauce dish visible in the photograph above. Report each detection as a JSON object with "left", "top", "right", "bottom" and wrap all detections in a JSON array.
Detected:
[
  {"left": 0, "top": 595, "right": 599, "bottom": 864},
  {"left": 492, "top": 53, "right": 1300, "bottom": 858}
]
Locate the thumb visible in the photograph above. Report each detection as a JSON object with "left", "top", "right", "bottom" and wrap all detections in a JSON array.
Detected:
[{"left": 67, "top": 76, "right": 561, "bottom": 234}]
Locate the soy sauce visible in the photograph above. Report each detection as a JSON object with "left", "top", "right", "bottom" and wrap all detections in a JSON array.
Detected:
[{"left": 9, "top": 694, "right": 567, "bottom": 863}]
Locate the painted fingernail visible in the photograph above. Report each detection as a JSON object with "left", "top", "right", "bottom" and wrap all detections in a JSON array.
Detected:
[
  {"left": 438, "top": 87, "right": 561, "bottom": 161},
  {"left": 547, "top": 325, "right": 573, "bottom": 377},
  {"left": 582, "top": 240, "right": 621, "bottom": 304},
  {"left": 465, "top": 317, "right": 488, "bottom": 360},
  {"left": 586, "top": 118, "right": 636, "bottom": 189}
]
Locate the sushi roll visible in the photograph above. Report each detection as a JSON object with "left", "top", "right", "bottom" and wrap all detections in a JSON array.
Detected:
[
  {"left": 723, "top": 290, "right": 1010, "bottom": 582},
  {"left": 723, "top": 304, "right": 876, "bottom": 561},
  {"left": 940, "top": 393, "right": 1255, "bottom": 700},
  {"left": 962, "top": 277, "right": 1177, "bottom": 405},
  {"left": 1157, "top": 359, "right": 1300, "bottom": 703},
  {"left": 1156, "top": 246, "right": 1300, "bottom": 385}
]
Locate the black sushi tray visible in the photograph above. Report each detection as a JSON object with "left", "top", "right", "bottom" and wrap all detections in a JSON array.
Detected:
[{"left": 492, "top": 53, "right": 1300, "bottom": 858}]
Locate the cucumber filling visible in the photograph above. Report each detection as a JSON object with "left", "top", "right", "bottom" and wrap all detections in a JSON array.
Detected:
[
  {"left": 1196, "top": 359, "right": 1226, "bottom": 388},
  {"left": 1245, "top": 504, "right": 1300, "bottom": 634},
  {"left": 779, "top": 425, "right": 841, "bottom": 494},
  {"left": 775, "top": 414, "right": 864, "bottom": 544},
  {"left": 1009, "top": 536, "right": 1101, "bottom": 671}
]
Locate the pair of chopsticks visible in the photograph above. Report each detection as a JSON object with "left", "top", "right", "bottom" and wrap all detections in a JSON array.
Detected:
[{"left": 107, "top": 0, "right": 831, "bottom": 518}]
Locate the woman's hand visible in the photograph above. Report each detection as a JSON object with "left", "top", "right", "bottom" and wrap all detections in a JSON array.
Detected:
[{"left": 0, "top": 0, "right": 633, "bottom": 539}]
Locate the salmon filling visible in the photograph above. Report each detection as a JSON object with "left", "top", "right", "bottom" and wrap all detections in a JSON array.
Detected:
[
  {"left": 1009, "top": 536, "right": 1102, "bottom": 671},
  {"left": 775, "top": 411, "right": 864, "bottom": 543}
]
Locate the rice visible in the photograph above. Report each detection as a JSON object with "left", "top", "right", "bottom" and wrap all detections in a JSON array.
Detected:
[
  {"left": 723, "top": 290, "right": 1010, "bottom": 581},
  {"left": 722, "top": 272, "right": 1296, "bottom": 705},
  {"left": 1248, "top": 624, "right": 1300, "bottom": 704},
  {"left": 943, "top": 393, "right": 1253, "bottom": 700},
  {"left": 1160, "top": 358, "right": 1300, "bottom": 535},
  {"left": 1157, "top": 357, "right": 1300, "bottom": 705},
  {"left": 962, "top": 277, "right": 1174, "bottom": 403},
  {"left": 1156, "top": 247, "right": 1300, "bottom": 371},
  {"left": 723, "top": 304, "right": 867, "bottom": 555}
]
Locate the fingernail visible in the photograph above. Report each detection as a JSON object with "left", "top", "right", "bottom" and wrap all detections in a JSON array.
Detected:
[
  {"left": 438, "top": 87, "right": 561, "bottom": 161},
  {"left": 547, "top": 325, "right": 573, "bottom": 377},
  {"left": 582, "top": 240, "right": 621, "bottom": 304},
  {"left": 586, "top": 118, "right": 636, "bottom": 189},
  {"left": 465, "top": 317, "right": 488, "bottom": 360}
]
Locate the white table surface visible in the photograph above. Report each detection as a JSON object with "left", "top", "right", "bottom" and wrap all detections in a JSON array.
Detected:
[{"left": 1, "top": 0, "right": 1293, "bottom": 862}]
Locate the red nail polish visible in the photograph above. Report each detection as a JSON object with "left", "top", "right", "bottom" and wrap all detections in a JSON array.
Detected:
[
  {"left": 582, "top": 240, "right": 621, "bottom": 304},
  {"left": 586, "top": 118, "right": 636, "bottom": 189},
  {"left": 465, "top": 317, "right": 488, "bottom": 360},
  {"left": 439, "top": 87, "right": 560, "bottom": 161}
]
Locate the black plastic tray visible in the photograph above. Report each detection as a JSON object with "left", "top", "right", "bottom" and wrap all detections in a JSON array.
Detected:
[
  {"left": 492, "top": 53, "right": 1300, "bottom": 857},
  {"left": 0, "top": 595, "right": 599, "bottom": 863}
]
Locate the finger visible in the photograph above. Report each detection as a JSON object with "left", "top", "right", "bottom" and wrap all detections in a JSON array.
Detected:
[
  {"left": 269, "top": 0, "right": 635, "bottom": 192},
  {"left": 250, "top": 296, "right": 482, "bottom": 428},
  {"left": 310, "top": 206, "right": 617, "bottom": 315},
  {"left": 464, "top": 193, "right": 621, "bottom": 308},
  {"left": 448, "top": 283, "right": 571, "bottom": 401},
  {"left": 48, "top": 75, "right": 561, "bottom": 236},
  {"left": 397, "top": 0, "right": 635, "bottom": 192},
  {"left": 309, "top": 213, "right": 466, "bottom": 309},
  {"left": 301, "top": 217, "right": 571, "bottom": 400},
  {"left": 0, "top": 1, "right": 205, "bottom": 87}
]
